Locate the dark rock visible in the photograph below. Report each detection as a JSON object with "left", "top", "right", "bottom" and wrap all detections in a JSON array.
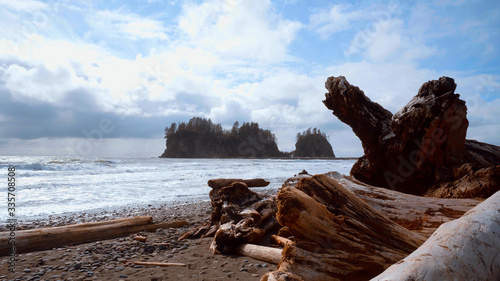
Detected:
[
  {"left": 323, "top": 76, "right": 500, "bottom": 198},
  {"left": 294, "top": 128, "right": 335, "bottom": 158},
  {"left": 160, "top": 117, "right": 287, "bottom": 158}
]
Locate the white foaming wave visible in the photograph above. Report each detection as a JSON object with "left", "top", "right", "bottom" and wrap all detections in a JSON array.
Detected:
[{"left": 0, "top": 157, "right": 357, "bottom": 220}]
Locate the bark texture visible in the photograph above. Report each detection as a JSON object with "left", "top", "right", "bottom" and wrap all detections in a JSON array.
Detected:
[
  {"left": 372, "top": 191, "right": 500, "bottom": 281},
  {"left": 264, "top": 174, "right": 426, "bottom": 281},
  {"left": 288, "top": 172, "right": 482, "bottom": 237},
  {"left": 323, "top": 76, "right": 500, "bottom": 198}
]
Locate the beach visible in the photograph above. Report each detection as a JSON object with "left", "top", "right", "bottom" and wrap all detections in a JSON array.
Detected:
[
  {"left": 1, "top": 197, "right": 278, "bottom": 281},
  {"left": 0, "top": 157, "right": 356, "bottom": 280}
]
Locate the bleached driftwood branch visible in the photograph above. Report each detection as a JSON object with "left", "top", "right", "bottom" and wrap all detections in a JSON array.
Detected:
[{"left": 372, "top": 191, "right": 500, "bottom": 281}]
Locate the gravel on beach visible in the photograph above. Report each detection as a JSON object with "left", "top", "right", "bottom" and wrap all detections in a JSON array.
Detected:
[{"left": 1, "top": 188, "right": 279, "bottom": 281}]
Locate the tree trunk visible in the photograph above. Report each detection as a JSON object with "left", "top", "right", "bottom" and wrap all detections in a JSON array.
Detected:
[
  {"left": 326, "top": 171, "right": 481, "bottom": 237},
  {"left": 0, "top": 217, "right": 188, "bottom": 256},
  {"left": 372, "top": 191, "right": 500, "bottom": 281},
  {"left": 265, "top": 174, "right": 427, "bottom": 280},
  {"left": 284, "top": 172, "right": 481, "bottom": 238}
]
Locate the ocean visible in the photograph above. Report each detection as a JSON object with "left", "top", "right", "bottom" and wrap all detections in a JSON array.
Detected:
[{"left": 1, "top": 156, "right": 356, "bottom": 221}]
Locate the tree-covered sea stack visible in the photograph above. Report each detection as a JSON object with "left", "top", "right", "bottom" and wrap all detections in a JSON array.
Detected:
[
  {"left": 160, "top": 117, "right": 285, "bottom": 158},
  {"left": 294, "top": 128, "right": 335, "bottom": 158}
]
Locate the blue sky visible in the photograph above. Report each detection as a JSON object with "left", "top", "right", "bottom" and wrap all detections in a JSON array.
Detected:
[{"left": 0, "top": 0, "right": 499, "bottom": 157}]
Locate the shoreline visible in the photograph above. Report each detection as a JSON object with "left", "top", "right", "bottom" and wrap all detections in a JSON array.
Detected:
[
  {"left": 1, "top": 188, "right": 280, "bottom": 280},
  {"left": 0, "top": 188, "right": 278, "bottom": 232}
]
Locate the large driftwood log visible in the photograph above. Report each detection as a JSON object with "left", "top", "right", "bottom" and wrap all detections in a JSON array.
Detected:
[
  {"left": 323, "top": 76, "right": 500, "bottom": 198},
  {"left": 372, "top": 191, "right": 500, "bottom": 281},
  {"left": 284, "top": 172, "right": 481, "bottom": 237},
  {"left": 263, "top": 174, "right": 426, "bottom": 280},
  {"left": 0, "top": 217, "right": 188, "bottom": 256},
  {"left": 181, "top": 178, "right": 278, "bottom": 254}
]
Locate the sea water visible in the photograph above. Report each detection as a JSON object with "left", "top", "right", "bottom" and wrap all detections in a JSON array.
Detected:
[{"left": 0, "top": 156, "right": 356, "bottom": 220}]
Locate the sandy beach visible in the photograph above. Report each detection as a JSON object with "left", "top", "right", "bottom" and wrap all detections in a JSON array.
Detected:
[{"left": 1, "top": 192, "right": 278, "bottom": 281}]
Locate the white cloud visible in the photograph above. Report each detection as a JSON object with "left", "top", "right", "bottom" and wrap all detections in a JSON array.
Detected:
[
  {"left": 178, "top": 0, "right": 302, "bottom": 62},
  {"left": 0, "top": 0, "right": 48, "bottom": 12},
  {"left": 0, "top": 0, "right": 499, "bottom": 158},
  {"left": 88, "top": 9, "right": 169, "bottom": 41},
  {"left": 345, "top": 18, "right": 436, "bottom": 63},
  {"left": 310, "top": 4, "right": 365, "bottom": 38}
]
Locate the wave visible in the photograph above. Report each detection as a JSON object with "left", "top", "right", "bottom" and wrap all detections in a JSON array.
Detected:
[{"left": 0, "top": 157, "right": 118, "bottom": 172}]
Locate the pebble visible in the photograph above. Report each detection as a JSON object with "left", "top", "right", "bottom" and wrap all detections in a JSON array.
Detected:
[{"left": 1, "top": 200, "right": 281, "bottom": 280}]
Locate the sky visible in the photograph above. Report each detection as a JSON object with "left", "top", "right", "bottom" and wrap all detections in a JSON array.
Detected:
[{"left": 0, "top": 0, "right": 499, "bottom": 158}]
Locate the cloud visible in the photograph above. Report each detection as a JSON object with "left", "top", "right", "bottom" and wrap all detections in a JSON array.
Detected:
[
  {"left": 310, "top": 4, "right": 365, "bottom": 38},
  {"left": 343, "top": 16, "right": 437, "bottom": 63},
  {"left": 178, "top": 0, "right": 302, "bottom": 62},
  {"left": 87, "top": 9, "right": 169, "bottom": 41},
  {"left": 0, "top": 0, "right": 498, "bottom": 158},
  {"left": 0, "top": 0, "right": 48, "bottom": 13}
]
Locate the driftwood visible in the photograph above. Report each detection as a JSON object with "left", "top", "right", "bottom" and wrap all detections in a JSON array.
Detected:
[
  {"left": 323, "top": 76, "right": 500, "bottom": 198},
  {"left": 180, "top": 178, "right": 278, "bottom": 255},
  {"left": 235, "top": 244, "right": 282, "bottom": 264},
  {"left": 0, "top": 217, "right": 188, "bottom": 256},
  {"left": 284, "top": 172, "right": 481, "bottom": 237},
  {"left": 263, "top": 174, "right": 426, "bottom": 280},
  {"left": 373, "top": 191, "right": 500, "bottom": 281},
  {"left": 133, "top": 261, "right": 187, "bottom": 267},
  {"left": 180, "top": 178, "right": 271, "bottom": 240},
  {"left": 134, "top": 235, "right": 148, "bottom": 242}
]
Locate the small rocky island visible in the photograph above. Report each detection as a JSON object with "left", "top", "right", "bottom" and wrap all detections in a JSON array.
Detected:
[
  {"left": 160, "top": 117, "right": 336, "bottom": 158},
  {"left": 294, "top": 128, "right": 335, "bottom": 158}
]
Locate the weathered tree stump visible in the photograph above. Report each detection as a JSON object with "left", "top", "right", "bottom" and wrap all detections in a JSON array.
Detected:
[{"left": 323, "top": 76, "right": 500, "bottom": 198}]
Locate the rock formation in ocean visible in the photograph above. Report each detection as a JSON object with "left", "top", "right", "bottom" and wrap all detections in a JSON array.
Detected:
[
  {"left": 293, "top": 128, "right": 335, "bottom": 158},
  {"left": 160, "top": 117, "right": 286, "bottom": 158},
  {"left": 323, "top": 76, "right": 500, "bottom": 198}
]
